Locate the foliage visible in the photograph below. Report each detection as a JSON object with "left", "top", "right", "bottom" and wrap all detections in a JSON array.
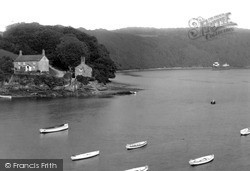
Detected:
[
  {"left": 34, "top": 75, "right": 64, "bottom": 89},
  {"left": 0, "top": 70, "right": 5, "bottom": 82},
  {"left": 55, "top": 34, "right": 88, "bottom": 70},
  {"left": 76, "top": 75, "right": 89, "bottom": 85},
  {"left": 0, "top": 56, "right": 14, "bottom": 74},
  {"left": 84, "top": 27, "right": 250, "bottom": 69},
  {"left": 0, "top": 22, "right": 116, "bottom": 83},
  {"left": 92, "top": 57, "right": 116, "bottom": 83}
]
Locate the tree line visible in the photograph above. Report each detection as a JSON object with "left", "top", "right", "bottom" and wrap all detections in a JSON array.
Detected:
[{"left": 0, "top": 22, "right": 116, "bottom": 83}]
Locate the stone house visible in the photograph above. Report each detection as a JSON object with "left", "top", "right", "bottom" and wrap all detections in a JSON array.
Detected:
[
  {"left": 75, "top": 57, "right": 92, "bottom": 77},
  {"left": 14, "top": 50, "right": 49, "bottom": 73}
]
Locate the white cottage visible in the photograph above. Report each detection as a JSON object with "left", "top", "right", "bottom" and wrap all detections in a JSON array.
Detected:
[{"left": 14, "top": 50, "right": 49, "bottom": 73}]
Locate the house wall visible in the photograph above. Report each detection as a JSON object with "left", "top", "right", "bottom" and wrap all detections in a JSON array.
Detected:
[
  {"left": 14, "top": 61, "right": 38, "bottom": 72},
  {"left": 37, "top": 56, "right": 49, "bottom": 72},
  {"left": 75, "top": 63, "right": 92, "bottom": 77}
]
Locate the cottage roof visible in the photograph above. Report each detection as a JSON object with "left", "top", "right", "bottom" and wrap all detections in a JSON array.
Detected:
[
  {"left": 76, "top": 62, "right": 91, "bottom": 69},
  {"left": 14, "top": 54, "right": 45, "bottom": 62},
  {"left": 14, "top": 49, "right": 47, "bottom": 62}
]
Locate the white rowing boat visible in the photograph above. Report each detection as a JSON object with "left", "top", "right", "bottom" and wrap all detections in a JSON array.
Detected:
[
  {"left": 0, "top": 95, "right": 12, "bottom": 99},
  {"left": 40, "top": 123, "right": 68, "bottom": 133},
  {"left": 126, "top": 141, "right": 147, "bottom": 150},
  {"left": 241, "top": 128, "right": 250, "bottom": 136},
  {"left": 124, "top": 165, "right": 148, "bottom": 171},
  {"left": 71, "top": 151, "right": 100, "bottom": 161},
  {"left": 189, "top": 154, "right": 214, "bottom": 166}
]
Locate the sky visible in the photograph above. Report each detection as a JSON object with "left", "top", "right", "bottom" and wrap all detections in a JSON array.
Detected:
[{"left": 0, "top": 0, "right": 249, "bottom": 31}]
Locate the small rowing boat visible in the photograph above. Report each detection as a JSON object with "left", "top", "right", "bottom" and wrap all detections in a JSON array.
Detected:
[
  {"left": 124, "top": 165, "right": 148, "bottom": 171},
  {"left": 241, "top": 128, "right": 250, "bottom": 136},
  {"left": 40, "top": 123, "right": 68, "bottom": 133},
  {"left": 0, "top": 95, "right": 12, "bottom": 99},
  {"left": 71, "top": 151, "right": 100, "bottom": 161},
  {"left": 189, "top": 154, "right": 214, "bottom": 166},
  {"left": 126, "top": 141, "right": 147, "bottom": 150}
]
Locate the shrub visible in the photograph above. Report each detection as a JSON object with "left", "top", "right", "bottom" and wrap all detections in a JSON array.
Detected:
[
  {"left": 35, "top": 75, "right": 64, "bottom": 89},
  {"left": 76, "top": 75, "right": 89, "bottom": 85}
]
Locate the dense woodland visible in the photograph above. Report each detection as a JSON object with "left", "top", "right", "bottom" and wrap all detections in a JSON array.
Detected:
[
  {"left": 0, "top": 23, "right": 116, "bottom": 83},
  {"left": 82, "top": 27, "right": 250, "bottom": 69},
  {"left": 2, "top": 24, "right": 250, "bottom": 82}
]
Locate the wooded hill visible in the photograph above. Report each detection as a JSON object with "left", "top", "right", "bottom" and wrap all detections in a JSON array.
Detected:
[
  {"left": 0, "top": 23, "right": 116, "bottom": 83},
  {"left": 81, "top": 27, "right": 250, "bottom": 70}
]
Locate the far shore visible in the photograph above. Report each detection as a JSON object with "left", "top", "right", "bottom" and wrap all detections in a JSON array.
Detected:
[{"left": 116, "top": 66, "right": 250, "bottom": 73}]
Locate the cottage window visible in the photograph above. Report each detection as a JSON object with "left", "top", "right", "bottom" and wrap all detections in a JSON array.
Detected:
[
  {"left": 18, "top": 62, "right": 20, "bottom": 65},
  {"left": 33, "top": 62, "right": 36, "bottom": 65},
  {"left": 23, "top": 62, "right": 26, "bottom": 65}
]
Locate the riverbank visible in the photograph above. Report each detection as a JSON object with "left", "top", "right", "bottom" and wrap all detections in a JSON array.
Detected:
[
  {"left": 0, "top": 81, "right": 140, "bottom": 99},
  {"left": 116, "top": 66, "right": 250, "bottom": 73}
]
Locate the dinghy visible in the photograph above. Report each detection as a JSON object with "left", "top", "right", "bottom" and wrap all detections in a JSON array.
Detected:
[
  {"left": 40, "top": 123, "right": 68, "bottom": 133},
  {"left": 126, "top": 141, "right": 147, "bottom": 150},
  {"left": 71, "top": 151, "right": 100, "bottom": 161},
  {"left": 0, "top": 95, "right": 12, "bottom": 99},
  {"left": 241, "top": 128, "right": 250, "bottom": 136},
  {"left": 189, "top": 154, "right": 214, "bottom": 166},
  {"left": 124, "top": 165, "right": 148, "bottom": 171}
]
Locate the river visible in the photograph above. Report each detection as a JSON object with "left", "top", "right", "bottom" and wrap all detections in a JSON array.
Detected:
[{"left": 1, "top": 69, "right": 250, "bottom": 171}]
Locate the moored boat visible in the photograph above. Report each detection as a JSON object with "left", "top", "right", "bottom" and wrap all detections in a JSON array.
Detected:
[
  {"left": 40, "top": 123, "right": 69, "bottom": 133},
  {"left": 0, "top": 95, "right": 12, "bottom": 99},
  {"left": 126, "top": 141, "right": 147, "bottom": 150},
  {"left": 189, "top": 154, "right": 214, "bottom": 166},
  {"left": 240, "top": 128, "right": 250, "bottom": 136},
  {"left": 124, "top": 165, "right": 148, "bottom": 171},
  {"left": 71, "top": 151, "right": 100, "bottom": 161},
  {"left": 212, "top": 62, "right": 230, "bottom": 70}
]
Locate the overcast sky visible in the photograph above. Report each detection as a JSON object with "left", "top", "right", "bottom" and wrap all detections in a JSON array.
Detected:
[{"left": 0, "top": 0, "right": 248, "bottom": 31}]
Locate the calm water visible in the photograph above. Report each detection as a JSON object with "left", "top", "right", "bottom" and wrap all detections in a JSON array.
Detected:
[{"left": 1, "top": 69, "right": 250, "bottom": 170}]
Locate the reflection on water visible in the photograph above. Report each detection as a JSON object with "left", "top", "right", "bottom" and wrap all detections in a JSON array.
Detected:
[
  {"left": 70, "top": 156, "right": 100, "bottom": 171},
  {"left": 39, "top": 130, "right": 69, "bottom": 139}
]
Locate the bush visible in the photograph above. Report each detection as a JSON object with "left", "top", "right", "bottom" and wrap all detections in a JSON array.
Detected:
[
  {"left": 35, "top": 75, "right": 64, "bottom": 89},
  {"left": 76, "top": 75, "right": 89, "bottom": 85}
]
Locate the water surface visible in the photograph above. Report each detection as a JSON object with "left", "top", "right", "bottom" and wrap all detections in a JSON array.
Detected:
[{"left": 1, "top": 69, "right": 250, "bottom": 170}]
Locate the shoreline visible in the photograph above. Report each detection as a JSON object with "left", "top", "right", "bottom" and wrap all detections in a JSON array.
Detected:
[
  {"left": 116, "top": 66, "right": 250, "bottom": 73},
  {"left": 0, "top": 81, "right": 140, "bottom": 100}
]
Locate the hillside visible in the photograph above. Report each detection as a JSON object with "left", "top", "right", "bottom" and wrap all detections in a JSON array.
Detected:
[
  {"left": 80, "top": 27, "right": 250, "bottom": 70},
  {"left": 0, "top": 49, "right": 18, "bottom": 59}
]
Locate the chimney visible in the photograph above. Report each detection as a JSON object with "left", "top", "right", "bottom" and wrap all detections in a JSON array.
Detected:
[
  {"left": 19, "top": 50, "right": 22, "bottom": 56},
  {"left": 42, "top": 49, "right": 45, "bottom": 56},
  {"left": 81, "top": 57, "right": 85, "bottom": 64}
]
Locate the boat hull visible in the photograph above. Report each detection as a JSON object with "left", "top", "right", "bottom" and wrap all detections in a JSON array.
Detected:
[
  {"left": 241, "top": 128, "right": 250, "bottom": 136},
  {"left": 124, "top": 165, "right": 148, "bottom": 171},
  {"left": 126, "top": 141, "right": 147, "bottom": 150},
  {"left": 0, "top": 95, "right": 12, "bottom": 99},
  {"left": 71, "top": 151, "right": 100, "bottom": 161},
  {"left": 40, "top": 123, "right": 69, "bottom": 133},
  {"left": 189, "top": 154, "right": 214, "bottom": 166}
]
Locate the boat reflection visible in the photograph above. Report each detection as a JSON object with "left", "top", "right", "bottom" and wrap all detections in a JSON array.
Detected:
[{"left": 39, "top": 130, "right": 69, "bottom": 139}]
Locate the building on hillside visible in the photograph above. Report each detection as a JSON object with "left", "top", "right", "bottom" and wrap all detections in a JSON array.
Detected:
[
  {"left": 75, "top": 57, "right": 92, "bottom": 77},
  {"left": 14, "top": 50, "right": 49, "bottom": 73}
]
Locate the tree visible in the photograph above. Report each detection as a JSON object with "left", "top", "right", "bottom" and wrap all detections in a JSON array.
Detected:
[
  {"left": 38, "top": 75, "right": 64, "bottom": 89},
  {"left": 2, "top": 23, "right": 117, "bottom": 83},
  {"left": 0, "top": 56, "right": 14, "bottom": 74},
  {"left": 55, "top": 34, "right": 89, "bottom": 70},
  {"left": 76, "top": 75, "right": 89, "bottom": 85}
]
